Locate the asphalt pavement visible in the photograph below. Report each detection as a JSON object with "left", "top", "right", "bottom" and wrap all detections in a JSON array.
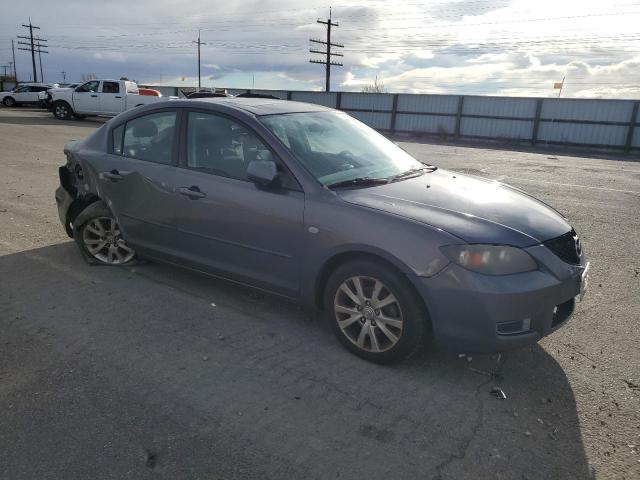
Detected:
[{"left": 0, "top": 107, "right": 639, "bottom": 479}]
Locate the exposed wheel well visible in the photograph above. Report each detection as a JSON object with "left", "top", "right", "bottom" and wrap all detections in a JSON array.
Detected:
[{"left": 64, "top": 196, "right": 100, "bottom": 237}]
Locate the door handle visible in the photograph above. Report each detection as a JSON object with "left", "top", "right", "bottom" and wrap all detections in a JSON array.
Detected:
[
  {"left": 100, "top": 169, "right": 131, "bottom": 182},
  {"left": 115, "top": 96, "right": 122, "bottom": 98},
  {"left": 178, "top": 186, "right": 206, "bottom": 199},
  {"left": 91, "top": 94, "right": 98, "bottom": 97}
]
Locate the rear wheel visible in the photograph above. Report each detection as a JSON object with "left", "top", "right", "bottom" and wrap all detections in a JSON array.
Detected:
[
  {"left": 77, "top": 215, "right": 135, "bottom": 265},
  {"left": 53, "top": 101, "right": 73, "bottom": 120},
  {"left": 324, "top": 259, "right": 427, "bottom": 363},
  {"left": 3, "top": 97, "right": 16, "bottom": 107}
]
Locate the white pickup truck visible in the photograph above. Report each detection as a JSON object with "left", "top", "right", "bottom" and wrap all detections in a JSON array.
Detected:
[{"left": 49, "top": 79, "right": 168, "bottom": 120}]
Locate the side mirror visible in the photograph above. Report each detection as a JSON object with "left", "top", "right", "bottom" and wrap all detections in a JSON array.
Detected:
[{"left": 247, "top": 160, "right": 279, "bottom": 186}]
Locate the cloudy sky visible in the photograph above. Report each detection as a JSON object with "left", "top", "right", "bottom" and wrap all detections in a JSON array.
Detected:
[{"left": 2, "top": 0, "right": 640, "bottom": 98}]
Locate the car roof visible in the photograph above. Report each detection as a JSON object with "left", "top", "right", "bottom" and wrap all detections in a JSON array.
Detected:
[{"left": 182, "top": 97, "right": 331, "bottom": 116}]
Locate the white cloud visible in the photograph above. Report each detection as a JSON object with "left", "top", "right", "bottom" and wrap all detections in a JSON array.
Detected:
[{"left": 2, "top": 0, "right": 639, "bottom": 98}]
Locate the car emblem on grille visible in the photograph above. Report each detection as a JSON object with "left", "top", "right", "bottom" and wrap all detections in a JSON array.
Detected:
[{"left": 573, "top": 234, "right": 582, "bottom": 257}]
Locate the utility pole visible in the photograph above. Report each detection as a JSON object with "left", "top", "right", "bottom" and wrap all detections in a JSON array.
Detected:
[
  {"left": 17, "top": 19, "right": 47, "bottom": 83},
  {"left": 61, "top": 71, "right": 66, "bottom": 82},
  {"left": 37, "top": 44, "right": 44, "bottom": 82},
  {"left": 12, "top": 40, "right": 17, "bottom": 81},
  {"left": 309, "top": 8, "right": 343, "bottom": 92},
  {"left": 192, "top": 29, "right": 206, "bottom": 91}
]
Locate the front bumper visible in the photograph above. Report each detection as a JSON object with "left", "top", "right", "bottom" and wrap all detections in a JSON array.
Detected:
[{"left": 411, "top": 245, "right": 589, "bottom": 353}]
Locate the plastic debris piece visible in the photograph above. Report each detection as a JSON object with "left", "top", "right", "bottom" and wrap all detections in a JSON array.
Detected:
[{"left": 491, "top": 387, "right": 507, "bottom": 399}]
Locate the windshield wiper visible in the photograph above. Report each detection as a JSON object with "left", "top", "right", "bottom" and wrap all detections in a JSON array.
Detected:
[
  {"left": 325, "top": 177, "right": 390, "bottom": 189},
  {"left": 391, "top": 165, "right": 437, "bottom": 181}
]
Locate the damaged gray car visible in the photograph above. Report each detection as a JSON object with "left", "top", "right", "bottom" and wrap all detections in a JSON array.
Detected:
[{"left": 55, "top": 98, "right": 590, "bottom": 363}]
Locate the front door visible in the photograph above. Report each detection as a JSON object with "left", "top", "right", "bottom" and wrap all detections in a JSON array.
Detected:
[
  {"left": 173, "top": 110, "right": 305, "bottom": 297},
  {"left": 96, "top": 109, "right": 181, "bottom": 257},
  {"left": 73, "top": 80, "right": 100, "bottom": 113}
]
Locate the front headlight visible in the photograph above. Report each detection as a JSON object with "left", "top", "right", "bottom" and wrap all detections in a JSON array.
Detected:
[{"left": 440, "top": 244, "right": 537, "bottom": 275}]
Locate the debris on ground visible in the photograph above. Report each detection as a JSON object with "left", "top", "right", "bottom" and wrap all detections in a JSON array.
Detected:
[
  {"left": 491, "top": 387, "right": 507, "bottom": 399},
  {"left": 144, "top": 449, "right": 157, "bottom": 469}
]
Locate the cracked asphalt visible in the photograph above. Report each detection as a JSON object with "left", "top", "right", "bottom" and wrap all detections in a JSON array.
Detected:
[{"left": 1, "top": 108, "right": 639, "bottom": 479}]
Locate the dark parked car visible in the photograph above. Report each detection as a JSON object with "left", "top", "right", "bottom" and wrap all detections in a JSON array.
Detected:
[{"left": 55, "top": 98, "right": 589, "bottom": 363}]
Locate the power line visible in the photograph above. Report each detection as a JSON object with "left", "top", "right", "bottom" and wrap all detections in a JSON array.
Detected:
[{"left": 309, "top": 8, "right": 343, "bottom": 92}]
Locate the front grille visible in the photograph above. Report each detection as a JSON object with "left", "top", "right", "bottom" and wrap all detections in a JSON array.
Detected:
[{"left": 543, "top": 229, "right": 581, "bottom": 265}]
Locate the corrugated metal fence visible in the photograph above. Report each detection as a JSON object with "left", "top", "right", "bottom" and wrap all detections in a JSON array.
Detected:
[{"left": 145, "top": 86, "right": 640, "bottom": 153}]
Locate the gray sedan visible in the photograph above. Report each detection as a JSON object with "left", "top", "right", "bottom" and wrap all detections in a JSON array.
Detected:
[{"left": 55, "top": 98, "right": 589, "bottom": 363}]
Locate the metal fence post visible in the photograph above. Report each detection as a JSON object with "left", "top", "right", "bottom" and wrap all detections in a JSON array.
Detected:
[
  {"left": 390, "top": 94, "right": 399, "bottom": 134},
  {"left": 532, "top": 98, "right": 543, "bottom": 146},
  {"left": 287, "top": 91, "right": 292, "bottom": 100},
  {"left": 336, "top": 91, "right": 342, "bottom": 110},
  {"left": 625, "top": 101, "right": 639, "bottom": 153},
  {"left": 454, "top": 96, "right": 464, "bottom": 137}
]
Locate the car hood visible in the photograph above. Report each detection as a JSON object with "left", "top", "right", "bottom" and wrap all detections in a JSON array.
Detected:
[{"left": 337, "top": 168, "right": 571, "bottom": 247}]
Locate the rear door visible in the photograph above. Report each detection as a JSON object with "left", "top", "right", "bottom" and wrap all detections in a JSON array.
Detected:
[
  {"left": 172, "top": 109, "right": 305, "bottom": 296},
  {"left": 73, "top": 81, "right": 101, "bottom": 113},
  {"left": 100, "top": 81, "right": 124, "bottom": 115},
  {"left": 97, "top": 108, "right": 181, "bottom": 257}
]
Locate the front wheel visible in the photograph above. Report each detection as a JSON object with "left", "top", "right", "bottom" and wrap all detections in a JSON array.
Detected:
[
  {"left": 324, "top": 259, "right": 427, "bottom": 364},
  {"left": 53, "top": 101, "right": 73, "bottom": 120},
  {"left": 77, "top": 214, "right": 136, "bottom": 265},
  {"left": 3, "top": 97, "right": 16, "bottom": 107}
]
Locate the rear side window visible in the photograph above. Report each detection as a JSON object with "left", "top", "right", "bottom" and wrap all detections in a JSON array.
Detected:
[
  {"left": 102, "top": 82, "right": 120, "bottom": 94},
  {"left": 121, "top": 111, "right": 177, "bottom": 164}
]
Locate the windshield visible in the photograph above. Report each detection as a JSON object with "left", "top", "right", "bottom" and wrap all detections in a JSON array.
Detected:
[{"left": 260, "top": 111, "right": 427, "bottom": 186}]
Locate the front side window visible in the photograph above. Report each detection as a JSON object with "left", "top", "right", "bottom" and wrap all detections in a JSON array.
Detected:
[
  {"left": 260, "top": 111, "right": 425, "bottom": 186},
  {"left": 121, "top": 111, "right": 177, "bottom": 164},
  {"left": 14, "top": 86, "right": 29, "bottom": 93},
  {"left": 186, "top": 112, "right": 275, "bottom": 182},
  {"left": 102, "top": 81, "right": 120, "bottom": 94},
  {"left": 76, "top": 81, "right": 100, "bottom": 93},
  {"left": 112, "top": 124, "right": 124, "bottom": 155}
]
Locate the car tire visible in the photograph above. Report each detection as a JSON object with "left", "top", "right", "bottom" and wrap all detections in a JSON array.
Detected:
[
  {"left": 324, "top": 259, "right": 427, "bottom": 364},
  {"left": 53, "top": 101, "right": 73, "bottom": 120},
  {"left": 74, "top": 202, "right": 136, "bottom": 266},
  {"left": 3, "top": 97, "right": 16, "bottom": 107}
]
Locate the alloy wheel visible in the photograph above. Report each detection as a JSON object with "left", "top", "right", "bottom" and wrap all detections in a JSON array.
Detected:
[
  {"left": 82, "top": 216, "right": 134, "bottom": 264},
  {"left": 54, "top": 103, "right": 69, "bottom": 119},
  {"left": 334, "top": 276, "right": 404, "bottom": 353}
]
